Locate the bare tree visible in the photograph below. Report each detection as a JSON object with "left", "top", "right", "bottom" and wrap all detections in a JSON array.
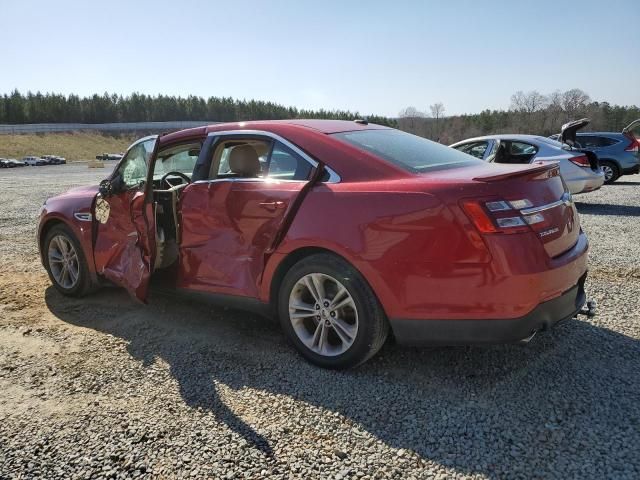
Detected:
[
  {"left": 561, "top": 88, "right": 590, "bottom": 117},
  {"left": 429, "top": 102, "right": 445, "bottom": 140},
  {"left": 429, "top": 102, "right": 445, "bottom": 120},
  {"left": 398, "top": 106, "right": 426, "bottom": 133},
  {"left": 510, "top": 90, "right": 548, "bottom": 114}
]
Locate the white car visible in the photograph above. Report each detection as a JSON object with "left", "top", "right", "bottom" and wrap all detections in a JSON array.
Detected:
[
  {"left": 450, "top": 123, "right": 605, "bottom": 195},
  {"left": 22, "top": 156, "right": 46, "bottom": 166}
]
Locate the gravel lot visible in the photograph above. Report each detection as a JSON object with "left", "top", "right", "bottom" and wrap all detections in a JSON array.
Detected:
[{"left": 1, "top": 163, "right": 639, "bottom": 479}]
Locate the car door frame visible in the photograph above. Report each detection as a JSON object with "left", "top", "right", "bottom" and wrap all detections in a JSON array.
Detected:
[
  {"left": 178, "top": 129, "right": 337, "bottom": 297},
  {"left": 93, "top": 135, "right": 159, "bottom": 302}
]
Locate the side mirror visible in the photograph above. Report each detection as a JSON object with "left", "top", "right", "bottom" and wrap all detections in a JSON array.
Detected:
[{"left": 98, "top": 179, "right": 113, "bottom": 197}]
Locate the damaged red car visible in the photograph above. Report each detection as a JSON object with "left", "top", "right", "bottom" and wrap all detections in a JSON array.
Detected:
[{"left": 38, "top": 120, "right": 591, "bottom": 368}]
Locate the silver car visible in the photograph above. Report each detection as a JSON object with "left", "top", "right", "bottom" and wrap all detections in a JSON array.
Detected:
[{"left": 450, "top": 131, "right": 605, "bottom": 195}]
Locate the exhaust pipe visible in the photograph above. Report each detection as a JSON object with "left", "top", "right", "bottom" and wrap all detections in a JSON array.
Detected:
[{"left": 577, "top": 300, "right": 597, "bottom": 318}]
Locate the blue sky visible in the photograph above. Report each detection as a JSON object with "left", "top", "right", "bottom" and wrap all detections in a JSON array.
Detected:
[{"left": 1, "top": 0, "right": 638, "bottom": 116}]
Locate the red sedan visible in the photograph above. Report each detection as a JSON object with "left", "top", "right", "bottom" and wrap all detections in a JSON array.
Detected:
[{"left": 38, "top": 120, "right": 589, "bottom": 368}]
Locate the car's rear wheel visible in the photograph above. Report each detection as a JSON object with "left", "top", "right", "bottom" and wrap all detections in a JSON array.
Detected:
[
  {"left": 278, "top": 253, "right": 388, "bottom": 369},
  {"left": 43, "top": 224, "right": 91, "bottom": 296},
  {"left": 600, "top": 160, "right": 619, "bottom": 184}
]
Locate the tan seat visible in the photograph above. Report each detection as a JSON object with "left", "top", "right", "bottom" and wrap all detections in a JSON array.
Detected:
[{"left": 229, "top": 145, "right": 260, "bottom": 177}]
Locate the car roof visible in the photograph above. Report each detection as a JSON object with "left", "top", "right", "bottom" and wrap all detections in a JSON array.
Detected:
[
  {"left": 451, "top": 134, "right": 546, "bottom": 145},
  {"left": 159, "top": 119, "right": 389, "bottom": 145},
  {"left": 576, "top": 131, "right": 624, "bottom": 137}
]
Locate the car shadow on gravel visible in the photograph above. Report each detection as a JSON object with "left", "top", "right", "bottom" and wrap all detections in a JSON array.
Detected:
[
  {"left": 45, "top": 286, "right": 640, "bottom": 478},
  {"left": 575, "top": 202, "right": 640, "bottom": 217}
]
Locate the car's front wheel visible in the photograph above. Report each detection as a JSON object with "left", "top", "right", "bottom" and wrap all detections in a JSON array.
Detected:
[
  {"left": 278, "top": 253, "right": 389, "bottom": 369},
  {"left": 600, "top": 160, "right": 619, "bottom": 184},
  {"left": 43, "top": 224, "right": 92, "bottom": 296}
]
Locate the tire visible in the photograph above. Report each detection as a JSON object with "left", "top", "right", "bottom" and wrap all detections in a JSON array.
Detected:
[
  {"left": 278, "top": 253, "right": 389, "bottom": 369},
  {"left": 600, "top": 160, "right": 620, "bottom": 184},
  {"left": 43, "top": 224, "right": 92, "bottom": 297}
]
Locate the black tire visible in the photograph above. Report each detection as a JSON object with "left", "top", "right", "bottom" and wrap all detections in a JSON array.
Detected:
[
  {"left": 600, "top": 160, "right": 620, "bottom": 184},
  {"left": 278, "top": 253, "right": 389, "bottom": 369},
  {"left": 43, "top": 224, "right": 92, "bottom": 297}
]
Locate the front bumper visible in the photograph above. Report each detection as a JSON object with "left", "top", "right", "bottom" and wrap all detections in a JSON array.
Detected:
[{"left": 390, "top": 274, "right": 587, "bottom": 345}]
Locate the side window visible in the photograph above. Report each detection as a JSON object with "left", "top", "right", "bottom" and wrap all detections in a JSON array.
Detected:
[
  {"left": 266, "top": 142, "right": 312, "bottom": 180},
  {"left": 153, "top": 143, "right": 200, "bottom": 180},
  {"left": 118, "top": 139, "right": 155, "bottom": 189},
  {"left": 212, "top": 139, "right": 271, "bottom": 179},
  {"left": 578, "top": 135, "right": 618, "bottom": 148},
  {"left": 455, "top": 141, "right": 489, "bottom": 159},
  {"left": 510, "top": 141, "right": 538, "bottom": 155}
]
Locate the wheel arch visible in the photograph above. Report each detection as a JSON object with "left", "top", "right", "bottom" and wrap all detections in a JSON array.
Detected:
[
  {"left": 38, "top": 215, "right": 98, "bottom": 283},
  {"left": 599, "top": 157, "right": 622, "bottom": 168},
  {"left": 38, "top": 218, "right": 67, "bottom": 264},
  {"left": 267, "top": 246, "right": 389, "bottom": 321}
]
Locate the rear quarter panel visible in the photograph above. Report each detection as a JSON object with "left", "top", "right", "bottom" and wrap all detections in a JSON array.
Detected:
[{"left": 261, "top": 182, "right": 491, "bottom": 319}]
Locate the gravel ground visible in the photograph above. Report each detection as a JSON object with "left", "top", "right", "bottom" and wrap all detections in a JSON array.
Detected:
[{"left": 0, "top": 163, "right": 639, "bottom": 479}]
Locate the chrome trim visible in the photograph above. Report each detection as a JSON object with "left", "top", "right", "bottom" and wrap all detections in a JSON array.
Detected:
[
  {"left": 205, "top": 129, "right": 341, "bottom": 183},
  {"left": 520, "top": 193, "right": 572, "bottom": 216},
  {"left": 73, "top": 212, "right": 92, "bottom": 222}
]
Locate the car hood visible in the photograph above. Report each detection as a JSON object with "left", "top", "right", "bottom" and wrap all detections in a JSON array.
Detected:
[
  {"left": 47, "top": 185, "right": 98, "bottom": 204},
  {"left": 49, "top": 184, "right": 99, "bottom": 202}
]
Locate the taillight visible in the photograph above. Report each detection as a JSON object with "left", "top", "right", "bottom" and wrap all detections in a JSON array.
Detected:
[
  {"left": 570, "top": 155, "right": 590, "bottom": 167},
  {"left": 461, "top": 199, "right": 537, "bottom": 234},
  {"left": 624, "top": 133, "right": 639, "bottom": 152}
]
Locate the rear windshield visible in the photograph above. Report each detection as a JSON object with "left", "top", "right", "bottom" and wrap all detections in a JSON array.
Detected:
[{"left": 332, "top": 129, "right": 480, "bottom": 173}]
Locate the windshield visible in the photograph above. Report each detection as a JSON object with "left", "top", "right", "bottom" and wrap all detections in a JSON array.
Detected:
[
  {"left": 332, "top": 129, "right": 480, "bottom": 173},
  {"left": 153, "top": 144, "right": 200, "bottom": 179}
]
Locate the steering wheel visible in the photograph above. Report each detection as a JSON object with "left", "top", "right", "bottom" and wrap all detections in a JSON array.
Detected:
[{"left": 161, "top": 171, "right": 191, "bottom": 188}]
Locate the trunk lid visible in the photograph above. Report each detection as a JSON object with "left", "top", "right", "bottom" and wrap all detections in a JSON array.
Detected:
[
  {"left": 622, "top": 118, "right": 640, "bottom": 135},
  {"left": 560, "top": 118, "right": 590, "bottom": 147}
]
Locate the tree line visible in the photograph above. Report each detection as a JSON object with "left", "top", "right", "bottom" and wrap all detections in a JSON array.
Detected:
[
  {"left": 398, "top": 89, "right": 640, "bottom": 144},
  {"left": 0, "top": 90, "right": 397, "bottom": 127}
]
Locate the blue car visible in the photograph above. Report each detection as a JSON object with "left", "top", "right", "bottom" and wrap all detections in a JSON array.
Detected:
[{"left": 550, "top": 119, "right": 640, "bottom": 183}]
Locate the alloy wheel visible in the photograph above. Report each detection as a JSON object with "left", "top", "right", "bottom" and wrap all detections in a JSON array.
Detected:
[
  {"left": 602, "top": 164, "right": 614, "bottom": 182},
  {"left": 48, "top": 234, "right": 80, "bottom": 289},
  {"left": 288, "top": 273, "right": 359, "bottom": 357}
]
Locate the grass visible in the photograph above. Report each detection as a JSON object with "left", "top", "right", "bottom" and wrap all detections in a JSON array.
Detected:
[{"left": 0, "top": 132, "right": 137, "bottom": 162}]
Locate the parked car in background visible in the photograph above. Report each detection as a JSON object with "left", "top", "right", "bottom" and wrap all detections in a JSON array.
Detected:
[
  {"left": 95, "top": 153, "right": 123, "bottom": 161},
  {"left": 450, "top": 129, "right": 605, "bottom": 194},
  {"left": 22, "top": 156, "right": 46, "bottom": 166},
  {"left": 549, "top": 119, "right": 640, "bottom": 183},
  {"left": 1, "top": 158, "right": 25, "bottom": 168},
  {"left": 39, "top": 120, "right": 591, "bottom": 368},
  {"left": 41, "top": 155, "right": 67, "bottom": 165}
]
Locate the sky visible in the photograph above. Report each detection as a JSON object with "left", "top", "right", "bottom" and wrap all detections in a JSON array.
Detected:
[{"left": 0, "top": 0, "right": 638, "bottom": 117}]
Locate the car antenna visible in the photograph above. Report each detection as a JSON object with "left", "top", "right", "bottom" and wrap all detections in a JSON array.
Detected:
[{"left": 354, "top": 119, "right": 368, "bottom": 125}]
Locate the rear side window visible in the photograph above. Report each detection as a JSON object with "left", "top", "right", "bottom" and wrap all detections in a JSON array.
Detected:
[
  {"left": 454, "top": 141, "right": 489, "bottom": 159},
  {"left": 266, "top": 142, "right": 312, "bottom": 180},
  {"left": 333, "top": 129, "right": 480, "bottom": 173},
  {"left": 577, "top": 135, "right": 619, "bottom": 148}
]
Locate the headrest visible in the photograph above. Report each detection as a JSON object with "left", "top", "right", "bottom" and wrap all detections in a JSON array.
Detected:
[{"left": 228, "top": 145, "right": 260, "bottom": 177}]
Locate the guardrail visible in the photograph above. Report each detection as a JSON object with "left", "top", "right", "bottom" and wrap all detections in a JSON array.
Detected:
[{"left": 0, "top": 121, "right": 220, "bottom": 134}]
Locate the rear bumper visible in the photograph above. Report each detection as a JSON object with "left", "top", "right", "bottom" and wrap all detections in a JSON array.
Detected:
[
  {"left": 390, "top": 273, "right": 587, "bottom": 345},
  {"left": 566, "top": 171, "right": 605, "bottom": 194},
  {"left": 622, "top": 164, "right": 640, "bottom": 175}
]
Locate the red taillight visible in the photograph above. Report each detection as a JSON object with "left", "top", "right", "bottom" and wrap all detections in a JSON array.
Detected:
[
  {"left": 624, "top": 133, "right": 639, "bottom": 152},
  {"left": 460, "top": 201, "right": 497, "bottom": 233},
  {"left": 570, "top": 155, "right": 590, "bottom": 167},
  {"left": 461, "top": 199, "right": 531, "bottom": 235}
]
